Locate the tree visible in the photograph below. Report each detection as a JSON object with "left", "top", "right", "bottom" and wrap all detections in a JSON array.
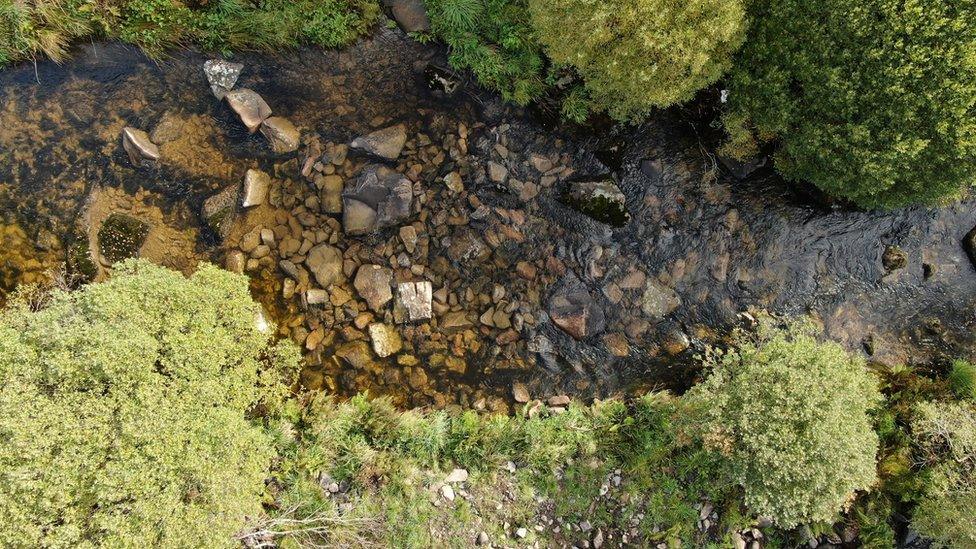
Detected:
[
  {"left": 529, "top": 0, "right": 747, "bottom": 120},
  {"left": 685, "top": 320, "right": 882, "bottom": 527},
  {"left": 723, "top": 0, "right": 976, "bottom": 208},
  {"left": 0, "top": 260, "right": 298, "bottom": 547}
]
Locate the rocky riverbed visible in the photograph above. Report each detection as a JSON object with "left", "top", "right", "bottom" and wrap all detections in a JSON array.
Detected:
[{"left": 2, "top": 25, "right": 975, "bottom": 409}]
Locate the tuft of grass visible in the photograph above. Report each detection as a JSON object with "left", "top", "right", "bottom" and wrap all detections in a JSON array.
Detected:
[{"left": 949, "top": 360, "right": 976, "bottom": 401}]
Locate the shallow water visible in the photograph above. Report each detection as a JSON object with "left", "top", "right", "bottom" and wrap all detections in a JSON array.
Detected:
[{"left": 1, "top": 29, "right": 974, "bottom": 408}]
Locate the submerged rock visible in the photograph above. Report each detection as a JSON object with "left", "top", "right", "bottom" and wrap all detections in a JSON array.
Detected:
[
  {"left": 397, "top": 280, "right": 432, "bottom": 321},
  {"left": 564, "top": 176, "right": 629, "bottom": 226},
  {"left": 241, "top": 169, "right": 270, "bottom": 208},
  {"left": 882, "top": 245, "right": 908, "bottom": 272},
  {"left": 261, "top": 116, "right": 300, "bottom": 153},
  {"left": 350, "top": 124, "right": 407, "bottom": 160},
  {"left": 424, "top": 64, "right": 462, "bottom": 96},
  {"left": 306, "top": 244, "right": 344, "bottom": 289},
  {"left": 342, "top": 165, "right": 413, "bottom": 235},
  {"left": 388, "top": 0, "right": 430, "bottom": 32},
  {"left": 964, "top": 226, "right": 976, "bottom": 270},
  {"left": 640, "top": 281, "right": 681, "bottom": 320},
  {"left": 201, "top": 184, "right": 241, "bottom": 239},
  {"left": 224, "top": 89, "right": 272, "bottom": 133},
  {"left": 354, "top": 264, "right": 394, "bottom": 312},
  {"left": 97, "top": 213, "right": 149, "bottom": 264},
  {"left": 203, "top": 59, "right": 244, "bottom": 99},
  {"left": 121, "top": 127, "right": 160, "bottom": 167},
  {"left": 548, "top": 282, "right": 606, "bottom": 339}
]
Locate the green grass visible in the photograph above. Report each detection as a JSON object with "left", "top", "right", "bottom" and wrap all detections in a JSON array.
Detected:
[
  {"left": 0, "top": 0, "right": 379, "bottom": 69},
  {"left": 949, "top": 360, "right": 976, "bottom": 401}
]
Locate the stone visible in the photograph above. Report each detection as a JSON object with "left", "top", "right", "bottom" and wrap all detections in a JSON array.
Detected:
[
  {"left": 487, "top": 161, "right": 508, "bottom": 183},
  {"left": 306, "top": 289, "right": 329, "bottom": 304},
  {"left": 350, "top": 124, "right": 407, "bottom": 160},
  {"left": 512, "top": 382, "right": 530, "bottom": 403},
  {"left": 476, "top": 532, "right": 490, "bottom": 546},
  {"left": 397, "top": 281, "right": 432, "bottom": 321},
  {"left": 225, "top": 250, "right": 245, "bottom": 273},
  {"left": 548, "top": 282, "right": 606, "bottom": 339},
  {"left": 260, "top": 116, "right": 300, "bottom": 154},
  {"left": 342, "top": 165, "right": 413, "bottom": 235},
  {"left": 440, "top": 484, "right": 455, "bottom": 502},
  {"left": 446, "top": 229, "right": 490, "bottom": 264},
  {"left": 515, "top": 527, "right": 528, "bottom": 539},
  {"left": 369, "top": 323, "right": 402, "bottom": 357},
  {"left": 306, "top": 244, "right": 344, "bottom": 288},
  {"left": 718, "top": 154, "right": 767, "bottom": 180},
  {"left": 444, "top": 468, "right": 469, "bottom": 483},
  {"left": 354, "top": 264, "right": 394, "bottom": 312},
  {"left": 565, "top": 177, "right": 629, "bottom": 226},
  {"left": 399, "top": 225, "right": 418, "bottom": 253},
  {"left": 964, "top": 225, "right": 976, "bottom": 270},
  {"left": 529, "top": 154, "right": 552, "bottom": 173},
  {"left": 441, "top": 311, "right": 472, "bottom": 329},
  {"left": 389, "top": 0, "right": 430, "bottom": 32},
  {"left": 224, "top": 88, "right": 272, "bottom": 133},
  {"left": 96, "top": 213, "right": 149, "bottom": 264},
  {"left": 882, "top": 245, "right": 908, "bottom": 271},
  {"left": 641, "top": 281, "right": 681, "bottom": 320},
  {"left": 241, "top": 169, "right": 270, "bottom": 207},
  {"left": 121, "top": 127, "right": 160, "bottom": 167},
  {"left": 443, "top": 171, "right": 464, "bottom": 193},
  {"left": 203, "top": 59, "right": 244, "bottom": 99},
  {"left": 547, "top": 395, "right": 571, "bottom": 407},
  {"left": 319, "top": 175, "right": 344, "bottom": 213},
  {"left": 335, "top": 341, "right": 375, "bottom": 370},
  {"left": 202, "top": 184, "right": 241, "bottom": 239}
]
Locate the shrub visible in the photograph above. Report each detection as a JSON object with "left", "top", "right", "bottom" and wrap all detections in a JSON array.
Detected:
[
  {"left": 529, "top": 0, "right": 747, "bottom": 121},
  {"left": 724, "top": 0, "right": 976, "bottom": 209},
  {"left": 426, "top": 0, "right": 546, "bottom": 105},
  {"left": 949, "top": 360, "right": 976, "bottom": 401},
  {"left": 685, "top": 319, "right": 882, "bottom": 527},
  {"left": 910, "top": 401, "right": 976, "bottom": 548},
  {"left": 0, "top": 260, "right": 298, "bottom": 547}
]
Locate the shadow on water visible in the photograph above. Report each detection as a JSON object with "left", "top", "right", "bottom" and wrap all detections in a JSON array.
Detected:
[{"left": 1, "top": 29, "right": 975, "bottom": 407}]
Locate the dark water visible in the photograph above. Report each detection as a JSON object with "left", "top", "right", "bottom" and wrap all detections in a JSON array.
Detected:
[{"left": 1, "top": 29, "right": 974, "bottom": 407}]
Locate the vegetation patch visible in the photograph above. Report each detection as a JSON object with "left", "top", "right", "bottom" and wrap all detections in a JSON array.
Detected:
[{"left": 96, "top": 212, "right": 149, "bottom": 264}]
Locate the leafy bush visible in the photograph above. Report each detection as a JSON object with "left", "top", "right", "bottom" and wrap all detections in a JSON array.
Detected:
[
  {"left": 685, "top": 320, "right": 882, "bottom": 527},
  {"left": 0, "top": 260, "right": 298, "bottom": 547},
  {"left": 724, "top": 0, "right": 976, "bottom": 209},
  {"left": 911, "top": 401, "right": 976, "bottom": 548},
  {"left": 426, "top": 0, "right": 546, "bottom": 105},
  {"left": 529, "top": 0, "right": 746, "bottom": 121},
  {"left": 949, "top": 360, "right": 976, "bottom": 401}
]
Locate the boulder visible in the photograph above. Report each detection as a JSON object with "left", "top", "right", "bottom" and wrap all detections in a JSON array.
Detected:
[
  {"left": 335, "top": 341, "right": 375, "bottom": 370},
  {"left": 964, "top": 226, "right": 976, "bottom": 270},
  {"left": 121, "top": 127, "right": 160, "bottom": 167},
  {"left": 389, "top": 0, "right": 430, "bottom": 32},
  {"left": 640, "top": 281, "right": 681, "bottom": 320},
  {"left": 565, "top": 177, "right": 629, "bottom": 226},
  {"left": 369, "top": 323, "right": 402, "bottom": 357},
  {"left": 350, "top": 124, "right": 407, "bottom": 160},
  {"left": 97, "top": 213, "right": 149, "bottom": 264},
  {"left": 487, "top": 161, "right": 508, "bottom": 183},
  {"left": 548, "top": 282, "right": 606, "bottom": 340},
  {"left": 224, "top": 89, "right": 272, "bottom": 133},
  {"left": 396, "top": 281, "right": 432, "bottom": 321},
  {"left": 882, "top": 245, "right": 908, "bottom": 272},
  {"left": 306, "top": 244, "right": 344, "bottom": 288},
  {"left": 354, "top": 264, "right": 394, "bottom": 312},
  {"left": 203, "top": 59, "right": 244, "bottom": 99},
  {"left": 318, "top": 175, "right": 344, "bottom": 213},
  {"left": 260, "top": 116, "right": 300, "bottom": 154},
  {"left": 201, "top": 184, "right": 241, "bottom": 239},
  {"left": 241, "top": 169, "right": 270, "bottom": 208},
  {"left": 342, "top": 165, "right": 412, "bottom": 235}
]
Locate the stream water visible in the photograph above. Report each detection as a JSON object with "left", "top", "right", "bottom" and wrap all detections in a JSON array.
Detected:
[{"left": 1, "top": 28, "right": 974, "bottom": 408}]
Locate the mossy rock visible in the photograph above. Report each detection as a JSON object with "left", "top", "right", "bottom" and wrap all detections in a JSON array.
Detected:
[
  {"left": 67, "top": 240, "right": 98, "bottom": 282},
  {"left": 97, "top": 213, "right": 149, "bottom": 264},
  {"left": 562, "top": 177, "right": 630, "bottom": 227}
]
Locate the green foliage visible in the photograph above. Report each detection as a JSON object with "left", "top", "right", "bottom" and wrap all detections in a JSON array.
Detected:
[
  {"left": 910, "top": 401, "right": 976, "bottom": 548},
  {"left": 725, "top": 0, "right": 976, "bottom": 209},
  {"left": 426, "top": 0, "right": 546, "bottom": 105},
  {"left": 529, "top": 0, "right": 747, "bottom": 121},
  {"left": 685, "top": 320, "right": 882, "bottom": 527},
  {"left": 0, "top": 260, "right": 298, "bottom": 547},
  {"left": 949, "top": 360, "right": 976, "bottom": 401},
  {"left": 0, "top": 0, "right": 378, "bottom": 67}
]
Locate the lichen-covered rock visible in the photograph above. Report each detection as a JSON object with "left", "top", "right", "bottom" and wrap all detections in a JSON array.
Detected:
[
  {"left": 260, "top": 116, "right": 300, "bottom": 154},
  {"left": 121, "top": 127, "right": 160, "bottom": 167},
  {"left": 203, "top": 59, "right": 244, "bottom": 99},
  {"left": 369, "top": 323, "right": 403, "bottom": 357},
  {"left": 342, "top": 165, "right": 412, "bottom": 235},
  {"left": 201, "top": 184, "right": 241, "bottom": 239},
  {"left": 640, "top": 281, "right": 681, "bottom": 320},
  {"left": 350, "top": 124, "right": 407, "bottom": 160},
  {"left": 396, "top": 280, "right": 432, "bottom": 321},
  {"left": 224, "top": 89, "right": 272, "bottom": 133}
]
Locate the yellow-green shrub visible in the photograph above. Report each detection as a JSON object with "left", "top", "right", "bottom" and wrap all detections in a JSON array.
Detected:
[
  {"left": 528, "top": 0, "right": 747, "bottom": 120},
  {"left": 685, "top": 320, "right": 882, "bottom": 527},
  {"left": 0, "top": 260, "right": 297, "bottom": 547}
]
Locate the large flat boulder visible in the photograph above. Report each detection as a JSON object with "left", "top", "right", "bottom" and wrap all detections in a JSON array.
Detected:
[
  {"left": 354, "top": 264, "right": 394, "bottom": 312},
  {"left": 351, "top": 124, "right": 407, "bottom": 160},
  {"left": 306, "top": 244, "right": 344, "bottom": 288}
]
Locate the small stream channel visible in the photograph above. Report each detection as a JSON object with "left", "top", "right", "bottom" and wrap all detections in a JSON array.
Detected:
[{"left": 1, "top": 27, "right": 974, "bottom": 408}]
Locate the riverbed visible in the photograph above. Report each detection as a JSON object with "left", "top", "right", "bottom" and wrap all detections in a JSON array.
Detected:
[{"left": 1, "top": 26, "right": 974, "bottom": 409}]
